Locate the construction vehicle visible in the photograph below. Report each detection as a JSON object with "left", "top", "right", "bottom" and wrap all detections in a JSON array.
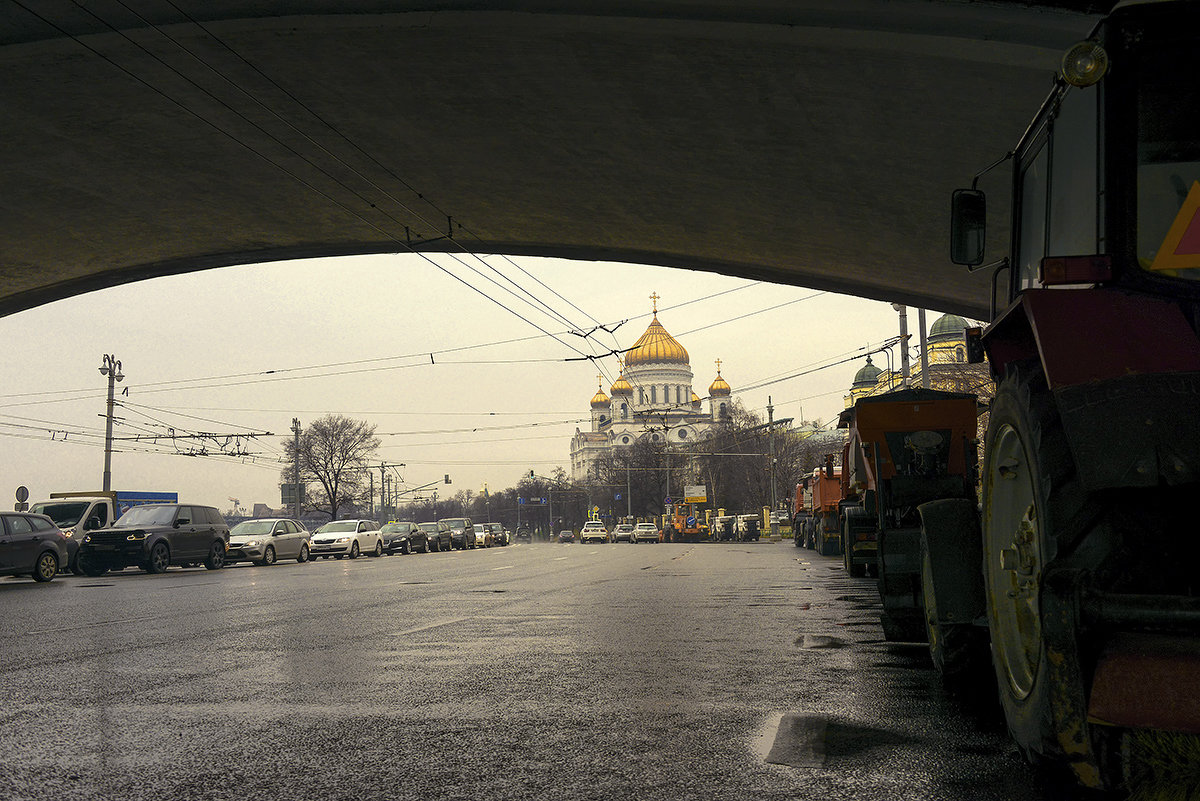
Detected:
[
  {"left": 836, "top": 388, "right": 979, "bottom": 639},
  {"left": 662, "top": 501, "right": 705, "bottom": 542},
  {"left": 806, "top": 456, "right": 843, "bottom": 556},
  {"left": 929, "top": 1, "right": 1200, "bottom": 788}
]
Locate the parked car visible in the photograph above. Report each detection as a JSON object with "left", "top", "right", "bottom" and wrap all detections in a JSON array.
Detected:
[
  {"left": 557, "top": 529, "right": 575, "bottom": 543},
  {"left": 381, "top": 521, "right": 426, "bottom": 554},
  {"left": 0, "top": 512, "right": 70, "bottom": 582},
  {"left": 473, "top": 523, "right": 493, "bottom": 548},
  {"left": 487, "top": 522, "right": 508, "bottom": 547},
  {"left": 580, "top": 521, "right": 610, "bottom": 544},
  {"left": 226, "top": 518, "right": 310, "bottom": 565},
  {"left": 631, "top": 522, "right": 659, "bottom": 544},
  {"left": 77, "top": 503, "right": 230, "bottom": 576},
  {"left": 515, "top": 526, "right": 532, "bottom": 544},
  {"left": 309, "top": 519, "right": 383, "bottom": 559},
  {"left": 439, "top": 517, "right": 475, "bottom": 550},
  {"left": 612, "top": 523, "right": 635, "bottom": 543},
  {"left": 420, "top": 521, "right": 451, "bottom": 552}
]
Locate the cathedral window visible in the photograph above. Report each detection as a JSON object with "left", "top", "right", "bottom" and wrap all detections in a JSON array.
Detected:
[
  {"left": 719, "top": 402, "right": 728, "bottom": 419},
  {"left": 651, "top": 386, "right": 657, "bottom": 404},
  {"left": 664, "top": 385, "right": 670, "bottom": 404},
  {"left": 676, "top": 386, "right": 682, "bottom": 404},
  {"left": 621, "top": 403, "right": 628, "bottom": 419},
  {"left": 955, "top": 346, "right": 965, "bottom": 363},
  {"left": 678, "top": 429, "right": 688, "bottom": 439}
]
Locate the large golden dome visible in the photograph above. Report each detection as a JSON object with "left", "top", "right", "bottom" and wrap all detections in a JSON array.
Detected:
[
  {"left": 610, "top": 373, "right": 633, "bottom": 396},
  {"left": 625, "top": 315, "right": 689, "bottom": 367}
]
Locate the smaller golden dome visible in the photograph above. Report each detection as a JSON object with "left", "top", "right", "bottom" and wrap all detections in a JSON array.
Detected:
[
  {"left": 691, "top": 392, "right": 701, "bottom": 407},
  {"left": 590, "top": 375, "right": 610, "bottom": 408},
  {"left": 708, "top": 359, "right": 731, "bottom": 396},
  {"left": 610, "top": 373, "right": 633, "bottom": 396}
]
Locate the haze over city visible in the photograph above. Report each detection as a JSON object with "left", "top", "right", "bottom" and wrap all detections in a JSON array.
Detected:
[{"left": 0, "top": 254, "right": 926, "bottom": 513}]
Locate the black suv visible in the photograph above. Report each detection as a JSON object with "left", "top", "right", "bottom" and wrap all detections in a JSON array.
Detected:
[
  {"left": 77, "top": 503, "right": 230, "bottom": 576},
  {"left": 381, "top": 521, "right": 427, "bottom": 554}
]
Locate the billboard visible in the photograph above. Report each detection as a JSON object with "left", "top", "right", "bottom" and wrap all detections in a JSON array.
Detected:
[{"left": 683, "top": 485, "right": 708, "bottom": 503}]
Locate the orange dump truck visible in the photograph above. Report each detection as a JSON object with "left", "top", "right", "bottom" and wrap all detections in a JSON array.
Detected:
[
  {"left": 836, "top": 387, "right": 979, "bottom": 640},
  {"left": 799, "top": 456, "right": 843, "bottom": 557}
]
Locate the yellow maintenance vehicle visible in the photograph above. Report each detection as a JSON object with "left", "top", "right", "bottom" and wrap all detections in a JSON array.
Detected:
[{"left": 928, "top": 0, "right": 1200, "bottom": 789}]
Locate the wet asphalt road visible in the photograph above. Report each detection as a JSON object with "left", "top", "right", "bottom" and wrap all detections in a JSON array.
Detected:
[{"left": 0, "top": 540, "right": 1096, "bottom": 800}]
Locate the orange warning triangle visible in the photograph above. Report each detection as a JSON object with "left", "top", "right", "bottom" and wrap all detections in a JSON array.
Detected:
[{"left": 1150, "top": 180, "right": 1200, "bottom": 272}]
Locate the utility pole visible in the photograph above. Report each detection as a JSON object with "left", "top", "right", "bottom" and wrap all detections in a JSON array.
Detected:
[
  {"left": 291, "top": 418, "right": 302, "bottom": 519},
  {"left": 378, "top": 463, "right": 389, "bottom": 524},
  {"left": 768, "top": 396, "right": 777, "bottom": 513},
  {"left": 368, "top": 471, "right": 374, "bottom": 521},
  {"left": 918, "top": 308, "right": 930, "bottom": 388},
  {"left": 892, "top": 303, "right": 911, "bottom": 387},
  {"left": 99, "top": 354, "right": 124, "bottom": 492},
  {"left": 626, "top": 459, "right": 632, "bottom": 518}
]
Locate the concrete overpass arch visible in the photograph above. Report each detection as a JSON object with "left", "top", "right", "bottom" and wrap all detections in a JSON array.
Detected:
[{"left": 1, "top": 1, "right": 1106, "bottom": 318}]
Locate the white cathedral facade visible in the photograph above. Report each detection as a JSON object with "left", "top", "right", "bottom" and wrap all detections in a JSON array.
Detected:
[{"left": 569, "top": 296, "right": 736, "bottom": 482}]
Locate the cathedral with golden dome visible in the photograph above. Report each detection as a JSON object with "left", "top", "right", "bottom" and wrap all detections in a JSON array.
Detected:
[{"left": 570, "top": 294, "right": 736, "bottom": 482}]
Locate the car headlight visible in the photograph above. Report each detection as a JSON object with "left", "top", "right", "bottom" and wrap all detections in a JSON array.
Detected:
[
  {"left": 244, "top": 540, "right": 259, "bottom": 547},
  {"left": 335, "top": 536, "right": 350, "bottom": 543},
  {"left": 126, "top": 532, "right": 146, "bottom": 541}
]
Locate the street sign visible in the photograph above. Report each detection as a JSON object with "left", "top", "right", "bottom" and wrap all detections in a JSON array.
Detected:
[
  {"left": 664, "top": 497, "right": 672, "bottom": 504},
  {"left": 687, "top": 516, "right": 696, "bottom": 527},
  {"left": 614, "top": 493, "right": 622, "bottom": 501},
  {"left": 684, "top": 484, "right": 707, "bottom": 503},
  {"left": 518, "top": 497, "right": 525, "bottom": 504}
]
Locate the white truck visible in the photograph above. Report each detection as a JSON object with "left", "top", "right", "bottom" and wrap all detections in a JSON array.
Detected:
[{"left": 28, "top": 490, "right": 179, "bottom": 573}]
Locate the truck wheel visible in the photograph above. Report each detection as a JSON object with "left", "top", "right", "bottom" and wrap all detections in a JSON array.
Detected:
[
  {"left": 922, "top": 534, "right": 988, "bottom": 697},
  {"left": 984, "top": 364, "right": 1089, "bottom": 763},
  {"left": 146, "top": 541, "right": 170, "bottom": 574}
]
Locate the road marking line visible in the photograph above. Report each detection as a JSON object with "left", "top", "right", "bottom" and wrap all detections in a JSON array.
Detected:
[
  {"left": 553, "top": 557, "right": 567, "bottom": 561},
  {"left": 491, "top": 565, "right": 514, "bottom": 571}
]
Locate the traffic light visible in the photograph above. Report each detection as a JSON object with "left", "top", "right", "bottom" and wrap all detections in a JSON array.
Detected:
[
  {"left": 529, "top": 470, "right": 535, "bottom": 478},
  {"left": 444, "top": 474, "right": 451, "bottom": 484}
]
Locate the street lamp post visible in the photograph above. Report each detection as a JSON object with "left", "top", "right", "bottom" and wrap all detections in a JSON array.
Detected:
[{"left": 98, "top": 354, "right": 124, "bottom": 492}]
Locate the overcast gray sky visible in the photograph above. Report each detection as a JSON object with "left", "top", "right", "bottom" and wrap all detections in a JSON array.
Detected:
[{"left": 0, "top": 254, "right": 933, "bottom": 515}]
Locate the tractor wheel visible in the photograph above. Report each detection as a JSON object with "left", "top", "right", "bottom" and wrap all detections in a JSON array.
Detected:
[{"left": 983, "top": 364, "right": 1091, "bottom": 764}]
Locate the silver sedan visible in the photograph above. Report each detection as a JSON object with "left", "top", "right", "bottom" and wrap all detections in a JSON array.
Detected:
[{"left": 227, "top": 518, "right": 311, "bottom": 566}]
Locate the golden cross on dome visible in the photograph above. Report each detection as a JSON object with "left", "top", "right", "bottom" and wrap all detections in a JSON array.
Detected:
[
  {"left": 715, "top": 357, "right": 722, "bottom": 375},
  {"left": 596, "top": 373, "right": 604, "bottom": 388},
  {"left": 650, "top": 292, "right": 660, "bottom": 313}
]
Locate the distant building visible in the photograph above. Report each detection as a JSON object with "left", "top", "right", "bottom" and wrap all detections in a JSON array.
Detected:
[
  {"left": 570, "top": 295, "right": 736, "bottom": 482},
  {"left": 844, "top": 312, "right": 994, "bottom": 407}
]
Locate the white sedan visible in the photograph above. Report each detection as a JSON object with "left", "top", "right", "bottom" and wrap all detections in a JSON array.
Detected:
[{"left": 309, "top": 519, "right": 383, "bottom": 559}]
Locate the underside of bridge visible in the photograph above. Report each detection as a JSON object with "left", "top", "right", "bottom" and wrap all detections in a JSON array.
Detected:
[{"left": 1, "top": 1, "right": 1111, "bottom": 319}]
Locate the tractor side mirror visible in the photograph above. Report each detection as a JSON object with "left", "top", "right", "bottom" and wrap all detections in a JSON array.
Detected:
[{"left": 950, "top": 189, "right": 986, "bottom": 266}]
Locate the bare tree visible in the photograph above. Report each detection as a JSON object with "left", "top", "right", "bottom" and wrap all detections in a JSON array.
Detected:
[{"left": 281, "top": 415, "right": 380, "bottom": 521}]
